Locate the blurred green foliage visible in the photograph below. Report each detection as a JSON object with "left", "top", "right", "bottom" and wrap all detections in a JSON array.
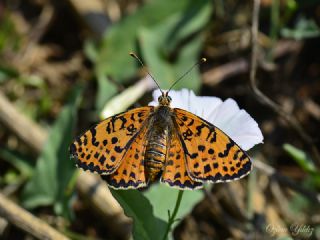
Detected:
[
  {"left": 268, "top": 0, "right": 320, "bottom": 60},
  {"left": 21, "top": 85, "right": 83, "bottom": 218},
  {"left": 111, "top": 184, "right": 203, "bottom": 240},
  {"left": 0, "top": 12, "right": 19, "bottom": 52},
  {"left": 0, "top": 65, "right": 18, "bottom": 83},
  {"left": 283, "top": 143, "right": 320, "bottom": 188},
  {"left": 0, "top": 12, "right": 20, "bottom": 83},
  {"left": 144, "top": 184, "right": 203, "bottom": 240},
  {"left": 283, "top": 143, "right": 320, "bottom": 222},
  {"left": 88, "top": 0, "right": 212, "bottom": 111},
  {"left": 111, "top": 189, "right": 167, "bottom": 240},
  {"left": 281, "top": 17, "right": 320, "bottom": 40}
]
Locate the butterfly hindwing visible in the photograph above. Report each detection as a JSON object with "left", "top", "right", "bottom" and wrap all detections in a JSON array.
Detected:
[
  {"left": 173, "top": 108, "right": 252, "bottom": 183},
  {"left": 102, "top": 125, "right": 148, "bottom": 189},
  {"left": 70, "top": 107, "right": 154, "bottom": 175},
  {"left": 161, "top": 130, "right": 203, "bottom": 190}
]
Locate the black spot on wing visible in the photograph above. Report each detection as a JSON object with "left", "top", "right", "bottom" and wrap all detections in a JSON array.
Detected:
[
  {"left": 110, "top": 156, "right": 116, "bottom": 162},
  {"left": 118, "top": 116, "right": 127, "bottom": 130},
  {"left": 174, "top": 173, "right": 181, "bottom": 179},
  {"left": 111, "top": 137, "right": 118, "bottom": 144},
  {"left": 204, "top": 164, "right": 211, "bottom": 174},
  {"left": 208, "top": 148, "right": 214, "bottom": 154},
  {"left": 187, "top": 119, "right": 194, "bottom": 126},
  {"left": 233, "top": 149, "right": 241, "bottom": 160},
  {"left": 198, "top": 145, "right": 205, "bottom": 152},
  {"left": 218, "top": 141, "right": 235, "bottom": 158},
  {"left": 130, "top": 172, "right": 136, "bottom": 178},
  {"left": 83, "top": 137, "right": 88, "bottom": 146},
  {"left": 99, "top": 155, "right": 106, "bottom": 164},
  {"left": 75, "top": 136, "right": 82, "bottom": 145},
  {"left": 190, "top": 153, "right": 198, "bottom": 159},
  {"left": 195, "top": 124, "right": 205, "bottom": 136},
  {"left": 114, "top": 146, "right": 123, "bottom": 153}
]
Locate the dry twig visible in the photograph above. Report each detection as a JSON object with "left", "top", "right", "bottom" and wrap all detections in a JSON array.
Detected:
[
  {"left": 0, "top": 91, "right": 47, "bottom": 153},
  {"left": 202, "top": 40, "right": 301, "bottom": 87},
  {"left": 0, "top": 193, "right": 69, "bottom": 240}
]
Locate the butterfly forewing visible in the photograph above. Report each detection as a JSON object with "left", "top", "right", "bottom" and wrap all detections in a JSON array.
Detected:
[
  {"left": 173, "top": 108, "right": 252, "bottom": 183},
  {"left": 70, "top": 107, "right": 154, "bottom": 175}
]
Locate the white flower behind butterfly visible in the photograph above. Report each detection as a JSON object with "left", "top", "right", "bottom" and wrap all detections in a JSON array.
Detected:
[{"left": 149, "top": 89, "right": 263, "bottom": 151}]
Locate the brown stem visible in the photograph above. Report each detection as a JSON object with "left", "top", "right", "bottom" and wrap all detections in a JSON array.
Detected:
[{"left": 0, "top": 193, "right": 69, "bottom": 240}]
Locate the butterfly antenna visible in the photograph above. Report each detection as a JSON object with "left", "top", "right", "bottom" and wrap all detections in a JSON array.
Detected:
[
  {"left": 130, "top": 52, "right": 164, "bottom": 94},
  {"left": 168, "top": 57, "right": 207, "bottom": 93}
]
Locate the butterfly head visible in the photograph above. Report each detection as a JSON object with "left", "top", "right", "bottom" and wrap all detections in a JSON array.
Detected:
[{"left": 158, "top": 91, "right": 172, "bottom": 106}]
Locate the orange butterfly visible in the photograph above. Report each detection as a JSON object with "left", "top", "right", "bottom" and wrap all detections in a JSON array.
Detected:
[{"left": 69, "top": 55, "right": 252, "bottom": 190}]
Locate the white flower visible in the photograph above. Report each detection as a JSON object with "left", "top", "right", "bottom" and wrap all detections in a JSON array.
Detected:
[{"left": 149, "top": 89, "right": 263, "bottom": 151}]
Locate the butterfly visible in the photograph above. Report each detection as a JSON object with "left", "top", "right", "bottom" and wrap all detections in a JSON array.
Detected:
[{"left": 69, "top": 55, "right": 252, "bottom": 190}]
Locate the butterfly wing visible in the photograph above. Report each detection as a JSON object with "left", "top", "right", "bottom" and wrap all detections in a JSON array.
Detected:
[
  {"left": 161, "top": 129, "right": 203, "bottom": 190},
  {"left": 70, "top": 107, "right": 154, "bottom": 175},
  {"left": 173, "top": 108, "right": 252, "bottom": 183},
  {"left": 101, "top": 124, "right": 149, "bottom": 189}
]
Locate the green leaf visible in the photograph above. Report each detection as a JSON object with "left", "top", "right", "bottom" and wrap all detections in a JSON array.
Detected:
[
  {"left": 283, "top": 143, "right": 320, "bottom": 188},
  {"left": 96, "top": 0, "right": 197, "bottom": 82},
  {"left": 110, "top": 189, "right": 167, "bottom": 240},
  {"left": 22, "top": 85, "right": 83, "bottom": 218},
  {"left": 94, "top": 0, "right": 211, "bottom": 109},
  {"left": 144, "top": 184, "right": 204, "bottom": 239},
  {"left": 139, "top": 0, "right": 211, "bottom": 91},
  {"left": 95, "top": 74, "right": 118, "bottom": 113},
  {"left": 281, "top": 17, "right": 320, "bottom": 40},
  {"left": 283, "top": 143, "right": 317, "bottom": 173},
  {"left": 140, "top": 26, "right": 204, "bottom": 91}
]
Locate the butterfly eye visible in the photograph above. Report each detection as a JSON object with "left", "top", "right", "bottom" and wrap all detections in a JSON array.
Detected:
[
  {"left": 158, "top": 96, "right": 162, "bottom": 102},
  {"left": 168, "top": 96, "right": 172, "bottom": 101}
]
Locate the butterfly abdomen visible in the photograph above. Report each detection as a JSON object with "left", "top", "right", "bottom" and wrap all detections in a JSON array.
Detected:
[
  {"left": 144, "top": 106, "right": 172, "bottom": 182},
  {"left": 145, "top": 134, "right": 167, "bottom": 182}
]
